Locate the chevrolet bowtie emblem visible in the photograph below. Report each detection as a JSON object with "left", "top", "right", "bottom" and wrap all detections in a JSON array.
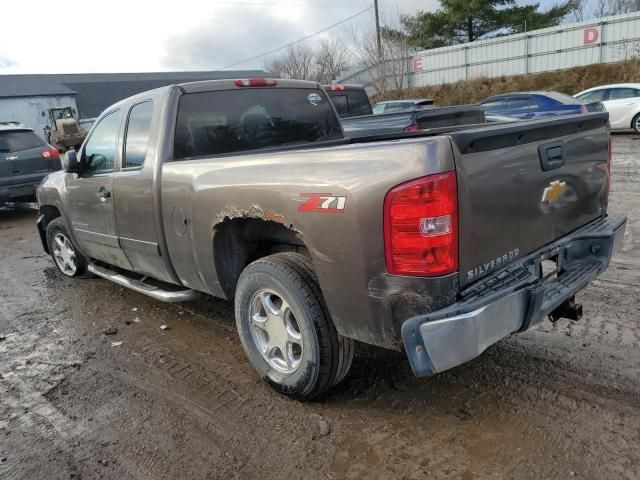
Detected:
[{"left": 541, "top": 180, "right": 567, "bottom": 203}]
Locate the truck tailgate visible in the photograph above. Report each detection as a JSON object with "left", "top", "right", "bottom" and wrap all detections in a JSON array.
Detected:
[{"left": 449, "top": 113, "right": 610, "bottom": 287}]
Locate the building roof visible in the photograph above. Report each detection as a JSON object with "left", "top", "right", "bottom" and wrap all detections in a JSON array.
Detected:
[
  {"left": 0, "top": 70, "right": 268, "bottom": 118},
  {"left": 0, "top": 76, "right": 78, "bottom": 97}
]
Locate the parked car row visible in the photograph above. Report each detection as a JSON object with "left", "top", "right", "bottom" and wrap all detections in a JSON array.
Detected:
[{"left": 325, "top": 82, "right": 640, "bottom": 134}]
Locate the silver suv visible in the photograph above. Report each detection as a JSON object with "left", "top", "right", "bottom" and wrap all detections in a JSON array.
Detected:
[{"left": 0, "top": 122, "right": 61, "bottom": 202}]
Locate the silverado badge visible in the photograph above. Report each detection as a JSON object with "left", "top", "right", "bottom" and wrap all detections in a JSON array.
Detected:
[{"left": 541, "top": 180, "right": 567, "bottom": 204}]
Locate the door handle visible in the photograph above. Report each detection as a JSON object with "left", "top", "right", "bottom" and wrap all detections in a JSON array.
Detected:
[
  {"left": 96, "top": 190, "right": 111, "bottom": 202},
  {"left": 538, "top": 143, "right": 565, "bottom": 171}
]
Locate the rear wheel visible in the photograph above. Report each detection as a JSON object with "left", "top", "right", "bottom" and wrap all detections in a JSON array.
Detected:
[
  {"left": 632, "top": 113, "right": 640, "bottom": 135},
  {"left": 235, "top": 252, "right": 353, "bottom": 400},
  {"left": 46, "top": 217, "right": 89, "bottom": 278}
]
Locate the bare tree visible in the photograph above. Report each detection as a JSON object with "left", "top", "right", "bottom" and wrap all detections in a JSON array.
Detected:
[
  {"left": 591, "top": 0, "right": 640, "bottom": 17},
  {"left": 347, "top": 25, "right": 412, "bottom": 96},
  {"left": 567, "top": 0, "right": 587, "bottom": 21},
  {"left": 381, "top": 28, "right": 412, "bottom": 93},
  {"left": 315, "top": 38, "right": 349, "bottom": 84},
  {"left": 595, "top": 0, "right": 608, "bottom": 17},
  {"left": 263, "top": 44, "right": 315, "bottom": 80},
  {"left": 264, "top": 41, "right": 349, "bottom": 82}
]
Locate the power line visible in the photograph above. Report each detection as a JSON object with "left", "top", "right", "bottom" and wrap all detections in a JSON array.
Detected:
[
  {"left": 220, "top": 5, "right": 373, "bottom": 69},
  {"left": 214, "top": 1, "right": 362, "bottom": 5}
]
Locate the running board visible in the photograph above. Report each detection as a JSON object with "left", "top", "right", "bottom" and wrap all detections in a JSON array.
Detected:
[{"left": 88, "top": 263, "right": 200, "bottom": 303}]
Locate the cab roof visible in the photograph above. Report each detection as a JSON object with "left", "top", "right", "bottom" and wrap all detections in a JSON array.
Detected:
[{"left": 180, "top": 78, "right": 321, "bottom": 94}]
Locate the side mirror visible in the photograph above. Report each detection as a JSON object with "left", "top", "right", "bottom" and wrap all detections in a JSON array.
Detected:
[{"left": 62, "top": 149, "right": 81, "bottom": 173}]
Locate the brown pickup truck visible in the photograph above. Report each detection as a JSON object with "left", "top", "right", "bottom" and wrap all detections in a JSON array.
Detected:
[{"left": 36, "top": 78, "right": 626, "bottom": 400}]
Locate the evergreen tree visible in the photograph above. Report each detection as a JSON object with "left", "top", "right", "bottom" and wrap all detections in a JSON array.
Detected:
[{"left": 402, "top": 0, "right": 572, "bottom": 49}]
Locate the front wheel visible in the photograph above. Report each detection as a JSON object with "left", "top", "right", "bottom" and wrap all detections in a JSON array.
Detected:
[
  {"left": 235, "top": 252, "right": 353, "bottom": 400},
  {"left": 46, "top": 217, "right": 89, "bottom": 277}
]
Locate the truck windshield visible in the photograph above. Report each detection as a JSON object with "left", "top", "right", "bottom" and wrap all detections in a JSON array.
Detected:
[{"left": 174, "top": 88, "right": 343, "bottom": 160}]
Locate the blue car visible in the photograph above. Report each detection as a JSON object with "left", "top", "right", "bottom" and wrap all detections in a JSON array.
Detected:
[{"left": 479, "top": 91, "right": 602, "bottom": 119}]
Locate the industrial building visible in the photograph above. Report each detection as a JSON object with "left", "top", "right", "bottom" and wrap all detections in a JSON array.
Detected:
[{"left": 0, "top": 70, "right": 267, "bottom": 136}]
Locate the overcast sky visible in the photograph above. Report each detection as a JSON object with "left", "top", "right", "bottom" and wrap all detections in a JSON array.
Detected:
[{"left": 0, "top": 0, "right": 437, "bottom": 74}]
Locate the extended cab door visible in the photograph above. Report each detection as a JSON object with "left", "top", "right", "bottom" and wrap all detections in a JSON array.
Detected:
[
  {"left": 65, "top": 110, "right": 131, "bottom": 269},
  {"left": 112, "top": 100, "right": 175, "bottom": 283}
]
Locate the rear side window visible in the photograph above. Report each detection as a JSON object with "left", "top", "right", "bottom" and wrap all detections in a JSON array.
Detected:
[
  {"left": 384, "top": 103, "right": 404, "bottom": 113},
  {"left": 124, "top": 101, "right": 153, "bottom": 168},
  {"left": 174, "top": 88, "right": 343, "bottom": 160},
  {"left": 608, "top": 88, "right": 639, "bottom": 100},
  {"left": 481, "top": 99, "right": 506, "bottom": 113},
  {"left": 0, "top": 130, "right": 44, "bottom": 153},
  {"left": 506, "top": 97, "right": 538, "bottom": 110},
  {"left": 577, "top": 90, "right": 606, "bottom": 102}
]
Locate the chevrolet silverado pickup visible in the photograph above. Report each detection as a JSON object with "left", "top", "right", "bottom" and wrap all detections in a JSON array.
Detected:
[{"left": 36, "top": 78, "right": 626, "bottom": 400}]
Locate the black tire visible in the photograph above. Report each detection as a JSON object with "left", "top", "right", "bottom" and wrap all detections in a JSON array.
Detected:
[
  {"left": 46, "top": 217, "right": 89, "bottom": 278},
  {"left": 632, "top": 113, "right": 640, "bottom": 135},
  {"left": 278, "top": 252, "right": 354, "bottom": 388},
  {"left": 235, "top": 252, "right": 353, "bottom": 400}
]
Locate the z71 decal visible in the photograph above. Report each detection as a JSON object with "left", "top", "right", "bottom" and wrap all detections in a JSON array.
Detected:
[{"left": 298, "top": 193, "right": 347, "bottom": 213}]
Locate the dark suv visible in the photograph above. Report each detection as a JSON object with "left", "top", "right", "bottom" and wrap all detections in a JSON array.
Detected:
[{"left": 0, "top": 123, "right": 61, "bottom": 202}]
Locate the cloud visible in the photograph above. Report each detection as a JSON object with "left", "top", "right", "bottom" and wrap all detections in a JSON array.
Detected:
[
  {"left": 162, "top": 8, "right": 310, "bottom": 70},
  {"left": 0, "top": 56, "right": 17, "bottom": 69}
]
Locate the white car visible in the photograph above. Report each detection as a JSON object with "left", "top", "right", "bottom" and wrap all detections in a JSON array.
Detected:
[{"left": 575, "top": 83, "right": 640, "bottom": 134}]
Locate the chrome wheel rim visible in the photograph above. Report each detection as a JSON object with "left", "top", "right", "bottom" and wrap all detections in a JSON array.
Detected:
[
  {"left": 249, "top": 289, "right": 303, "bottom": 374},
  {"left": 635, "top": 116, "right": 640, "bottom": 133},
  {"left": 53, "top": 233, "right": 77, "bottom": 276}
]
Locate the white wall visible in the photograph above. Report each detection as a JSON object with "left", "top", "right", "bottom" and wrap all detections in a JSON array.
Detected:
[
  {"left": 0, "top": 95, "right": 78, "bottom": 137},
  {"left": 339, "top": 11, "right": 640, "bottom": 89}
]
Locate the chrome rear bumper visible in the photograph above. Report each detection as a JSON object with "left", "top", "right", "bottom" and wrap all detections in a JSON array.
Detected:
[{"left": 401, "top": 214, "right": 627, "bottom": 377}]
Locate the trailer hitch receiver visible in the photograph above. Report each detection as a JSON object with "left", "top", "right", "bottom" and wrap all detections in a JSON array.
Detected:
[{"left": 549, "top": 295, "right": 583, "bottom": 322}]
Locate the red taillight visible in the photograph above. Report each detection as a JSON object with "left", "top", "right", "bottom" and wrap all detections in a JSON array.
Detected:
[
  {"left": 41, "top": 147, "right": 60, "bottom": 159},
  {"left": 234, "top": 78, "right": 277, "bottom": 87},
  {"left": 326, "top": 84, "right": 345, "bottom": 91},
  {"left": 404, "top": 123, "right": 419, "bottom": 132},
  {"left": 384, "top": 172, "right": 458, "bottom": 276}
]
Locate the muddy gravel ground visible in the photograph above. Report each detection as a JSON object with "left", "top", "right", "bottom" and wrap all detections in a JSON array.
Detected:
[{"left": 1, "top": 135, "right": 639, "bottom": 480}]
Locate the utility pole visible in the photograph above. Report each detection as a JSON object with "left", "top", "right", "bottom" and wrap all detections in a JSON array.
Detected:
[{"left": 374, "top": 0, "right": 382, "bottom": 58}]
